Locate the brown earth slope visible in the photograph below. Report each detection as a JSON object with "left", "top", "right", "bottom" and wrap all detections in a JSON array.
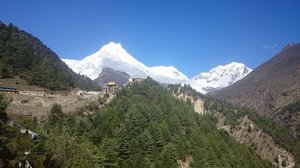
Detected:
[{"left": 214, "top": 43, "right": 300, "bottom": 136}]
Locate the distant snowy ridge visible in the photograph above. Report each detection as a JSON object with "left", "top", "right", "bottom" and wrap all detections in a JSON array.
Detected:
[
  {"left": 149, "top": 66, "right": 188, "bottom": 83},
  {"left": 192, "top": 62, "right": 252, "bottom": 92},
  {"left": 61, "top": 42, "right": 251, "bottom": 94}
]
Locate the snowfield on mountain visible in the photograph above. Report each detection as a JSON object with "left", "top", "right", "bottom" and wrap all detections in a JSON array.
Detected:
[{"left": 62, "top": 42, "right": 251, "bottom": 94}]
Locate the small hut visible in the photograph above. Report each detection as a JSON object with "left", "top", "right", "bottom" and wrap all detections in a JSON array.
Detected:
[{"left": 106, "top": 81, "right": 117, "bottom": 94}]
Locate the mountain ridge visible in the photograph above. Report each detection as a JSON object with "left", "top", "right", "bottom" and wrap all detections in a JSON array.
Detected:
[
  {"left": 62, "top": 42, "right": 251, "bottom": 93},
  {"left": 214, "top": 43, "right": 300, "bottom": 137},
  {"left": 0, "top": 22, "right": 98, "bottom": 90},
  {"left": 192, "top": 62, "right": 252, "bottom": 93}
]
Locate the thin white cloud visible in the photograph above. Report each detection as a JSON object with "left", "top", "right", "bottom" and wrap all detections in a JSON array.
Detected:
[{"left": 262, "top": 44, "right": 277, "bottom": 49}]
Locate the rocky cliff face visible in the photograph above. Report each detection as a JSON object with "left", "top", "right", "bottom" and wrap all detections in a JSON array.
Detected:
[
  {"left": 93, "top": 67, "right": 130, "bottom": 87},
  {"left": 171, "top": 86, "right": 206, "bottom": 114},
  {"left": 168, "top": 84, "right": 297, "bottom": 167},
  {"left": 214, "top": 112, "right": 295, "bottom": 168},
  {"left": 177, "top": 156, "right": 193, "bottom": 168}
]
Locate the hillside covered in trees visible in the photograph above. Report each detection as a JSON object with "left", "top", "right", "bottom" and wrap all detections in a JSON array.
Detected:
[
  {"left": 0, "top": 21, "right": 97, "bottom": 90},
  {"left": 169, "top": 84, "right": 300, "bottom": 167},
  {"left": 0, "top": 78, "right": 273, "bottom": 167}
]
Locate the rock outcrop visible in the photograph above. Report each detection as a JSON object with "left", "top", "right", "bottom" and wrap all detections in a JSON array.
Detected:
[{"left": 215, "top": 112, "right": 295, "bottom": 168}]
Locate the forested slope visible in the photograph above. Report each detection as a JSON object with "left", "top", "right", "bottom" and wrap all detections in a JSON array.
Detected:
[
  {"left": 0, "top": 78, "right": 271, "bottom": 167},
  {"left": 169, "top": 84, "right": 300, "bottom": 167},
  {"left": 0, "top": 22, "right": 97, "bottom": 90}
]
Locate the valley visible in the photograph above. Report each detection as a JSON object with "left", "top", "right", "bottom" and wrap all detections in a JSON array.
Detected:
[{"left": 0, "top": 17, "right": 299, "bottom": 168}]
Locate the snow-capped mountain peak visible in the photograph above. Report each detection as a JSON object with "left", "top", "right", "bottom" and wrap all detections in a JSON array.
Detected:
[
  {"left": 92, "top": 42, "right": 131, "bottom": 60},
  {"left": 62, "top": 42, "right": 252, "bottom": 94},
  {"left": 62, "top": 42, "right": 149, "bottom": 80},
  {"left": 192, "top": 62, "right": 252, "bottom": 92},
  {"left": 100, "top": 41, "right": 123, "bottom": 53},
  {"left": 61, "top": 42, "right": 188, "bottom": 83}
]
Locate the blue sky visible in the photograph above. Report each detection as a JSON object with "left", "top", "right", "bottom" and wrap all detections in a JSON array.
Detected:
[{"left": 1, "top": 0, "right": 299, "bottom": 77}]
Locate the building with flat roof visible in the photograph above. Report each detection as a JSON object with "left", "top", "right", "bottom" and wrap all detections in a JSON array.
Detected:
[
  {"left": 105, "top": 81, "right": 117, "bottom": 94},
  {"left": 0, "top": 86, "right": 19, "bottom": 93}
]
